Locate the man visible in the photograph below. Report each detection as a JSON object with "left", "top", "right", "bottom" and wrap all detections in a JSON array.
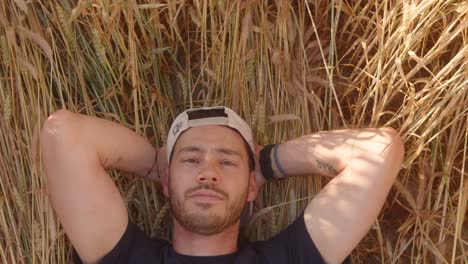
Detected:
[{"left": 41, "top": 106, "right": 404, "bottom": 264}]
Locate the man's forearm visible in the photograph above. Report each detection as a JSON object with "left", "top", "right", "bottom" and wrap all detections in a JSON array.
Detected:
[
  {"left": 273, "top": 127, "right": 402, "bottom": 178},
  {"left": 291, "top": 127, "right": 405, "bottom": 263},
  {"left": 43, "top": 110, "right": 157, "bottom": 179}
]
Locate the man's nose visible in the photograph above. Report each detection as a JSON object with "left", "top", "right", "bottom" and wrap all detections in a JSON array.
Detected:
[{"left": 196, "top": 160, "right": 220, "bottom": 184}]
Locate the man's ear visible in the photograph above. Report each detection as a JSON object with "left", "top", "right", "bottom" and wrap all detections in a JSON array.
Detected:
[
  {"left": 247, "top": 170, "right": 258, "bottom": 202},
  {"left": 162, "top": 167, "right": 169, "bottom": 198}
]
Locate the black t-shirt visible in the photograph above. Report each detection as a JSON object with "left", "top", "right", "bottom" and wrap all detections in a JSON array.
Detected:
[{"left": 72, "top": 211, "right": 352, "bottom": 263}]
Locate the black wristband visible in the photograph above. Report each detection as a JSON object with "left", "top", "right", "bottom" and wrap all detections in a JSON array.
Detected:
[
  {"left": 273, "top": 144, "right": 288, "bottom": 178},
  {"left": 259, "top": 144, "right": 277, "bottom": 181}
]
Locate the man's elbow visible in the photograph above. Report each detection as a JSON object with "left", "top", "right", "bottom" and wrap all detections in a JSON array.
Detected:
[
  {"left": 378, "top": 127, "right": 405, "bottom": 177},
  {"left": 380, "top": 127, "right": 405, "bottom": 156},
  {"left": 41, "top": 109, "right": 76, "bottom": 155}
]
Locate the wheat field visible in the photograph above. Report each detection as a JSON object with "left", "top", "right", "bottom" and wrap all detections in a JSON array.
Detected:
[{"left": 0, "top": 0, "right": 466, "bottom": 263}]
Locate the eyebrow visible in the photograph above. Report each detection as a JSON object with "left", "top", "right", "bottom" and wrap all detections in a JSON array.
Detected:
[{"left": 177, "top": 146, "right": 242, "bottom": 157}]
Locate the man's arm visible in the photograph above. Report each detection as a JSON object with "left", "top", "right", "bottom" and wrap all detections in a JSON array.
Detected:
[
  {"left": 40, "top": 109, "right": 158, "bottom": 264},
  {"left": 272, "top": 127, "right": 404, "bottom": 263}
]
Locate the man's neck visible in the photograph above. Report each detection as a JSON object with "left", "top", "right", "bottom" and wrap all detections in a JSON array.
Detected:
[{"left": 171, "top": 219, "right": 240, "bottom": 256}]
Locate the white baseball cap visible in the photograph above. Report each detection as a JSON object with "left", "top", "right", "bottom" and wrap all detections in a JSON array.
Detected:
[{"left": 167, "top": 106, "right": 255, "bottom": 161}]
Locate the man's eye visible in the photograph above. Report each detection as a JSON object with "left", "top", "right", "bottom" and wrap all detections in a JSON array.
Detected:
[
  {"left": 221, "top": 160, "right": 235, "bottom": 166},
  {"left": 184, "top": 158, "right": 198, "bottom": 164}
]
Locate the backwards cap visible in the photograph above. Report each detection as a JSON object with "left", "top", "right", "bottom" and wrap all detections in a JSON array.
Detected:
[{"left": 167, "top": 106, "right": 255, "bottom": 161}]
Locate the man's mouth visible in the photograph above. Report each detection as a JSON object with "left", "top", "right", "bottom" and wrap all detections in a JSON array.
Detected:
[{"left": 189, "top": 190, "right": 224, "bottom": 201}]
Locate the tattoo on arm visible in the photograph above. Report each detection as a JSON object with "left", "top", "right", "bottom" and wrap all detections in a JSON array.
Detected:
[{"left": 316, "top": 160, "right": 338, "bottom": 175}]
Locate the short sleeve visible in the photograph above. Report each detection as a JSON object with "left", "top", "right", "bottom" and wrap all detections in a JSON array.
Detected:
[
  {"left": 72, "top": 221, "right": 169, "bottom": 264},
  {"left": 255, "top": 210, "right": 352, "bottom": 264}
]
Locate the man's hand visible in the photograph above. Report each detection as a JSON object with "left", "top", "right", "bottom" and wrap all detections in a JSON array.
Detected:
[
  {"left": 254, "top": 144, "right": 267, "bottom": 188},
  {"left": 155, "top": 145, "right": 168, "bottom": 183}
]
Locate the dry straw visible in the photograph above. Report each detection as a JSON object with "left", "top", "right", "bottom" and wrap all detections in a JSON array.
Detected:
[
  {"left": 0, "top": 35, "right": 10, "bottom": 67},
  {"left": 0, "top": 0, "right": 466, "bottom": 263}
]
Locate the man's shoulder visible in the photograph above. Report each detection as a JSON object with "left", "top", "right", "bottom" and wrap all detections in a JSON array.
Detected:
[
  {"left": 73, "top": 221, "right": 170, "bottom": 264},
  {"left": 237, "top": 211, "right": 328, "bottom": 263},
  {"left": 244, "top": 211, "right": 352, "bottom": 264}
]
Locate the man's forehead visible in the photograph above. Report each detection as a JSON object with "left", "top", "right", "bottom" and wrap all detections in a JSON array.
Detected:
[
  {"left": 177, "top": 145, "right": 242, "bottom": 157},
  {"left": 174, "top": 125, "right": 246, "bottom": 154}
]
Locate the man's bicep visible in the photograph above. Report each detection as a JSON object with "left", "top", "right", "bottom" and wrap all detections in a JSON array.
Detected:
[
  {"left": 41, "top": 113, "right": 128, "bottom": 263},
  {"left": 303, "top": 138, "right": 404, "bottom": 263}
]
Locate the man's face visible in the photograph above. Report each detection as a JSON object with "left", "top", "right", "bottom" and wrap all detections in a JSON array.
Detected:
[{"left": 163, "top": 125, "right": 257, "bottom": 236}]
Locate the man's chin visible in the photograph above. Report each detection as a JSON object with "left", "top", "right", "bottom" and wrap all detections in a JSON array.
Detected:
[
  {"left": 185, "top": 204, "right": 225, "bottom": 220},
  {"left": 177, "top": 212, "right": 232, "bottom": 235},
  {"left": 170, "top": 194, "right": 246, "bottom": 235}
]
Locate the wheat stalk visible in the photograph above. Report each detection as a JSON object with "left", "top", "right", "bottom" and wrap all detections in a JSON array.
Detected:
[
  {"left": 1, "top": 0, "right": 466, "bottom": 262},
  {"left": 0, "top": 35, "right": 10, "bottom": 67}
]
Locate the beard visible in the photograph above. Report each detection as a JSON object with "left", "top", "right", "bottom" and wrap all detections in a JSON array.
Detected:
[{"left": 168, "top": 178, "right": 249, "bottom": 236}]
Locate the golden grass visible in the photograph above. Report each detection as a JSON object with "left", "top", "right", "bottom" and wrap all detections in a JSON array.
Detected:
[{"left": 0, "top": 0, "right": 466, "bottom": 263}]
